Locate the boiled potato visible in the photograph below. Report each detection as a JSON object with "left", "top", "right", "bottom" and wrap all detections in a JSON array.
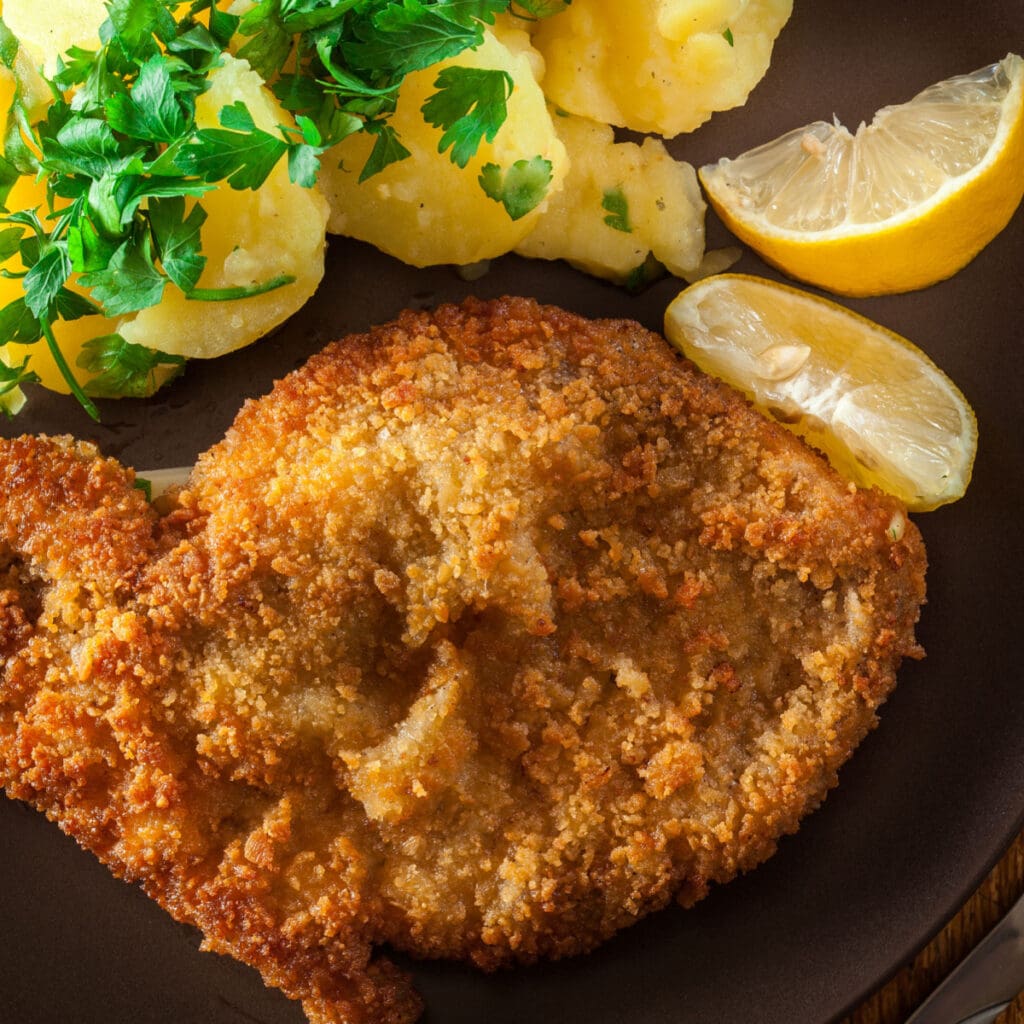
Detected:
[
  {"left": 318, "top": 27, "right": 568, "bottom": 267},
  {"left": 3, "top": 0, "right": 107, "bottom": 74},
  {"left": 531, "top": 0, "right": 793, "bottom": 137},
  {"left": 515, "top": 114, "right": 706, "bottom": 284},
  {"left": 120, "top": 55, "right": 328, "bottom": 359}
]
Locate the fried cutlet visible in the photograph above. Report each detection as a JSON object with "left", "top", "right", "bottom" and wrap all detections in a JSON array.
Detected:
[{"left": 0, "top": 297, "right": 926, "bottom": 1023}]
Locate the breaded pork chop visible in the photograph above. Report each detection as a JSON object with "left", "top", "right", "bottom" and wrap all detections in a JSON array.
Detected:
[{"left": 0, "top": 297, "right": 925, "bottom": 1023}]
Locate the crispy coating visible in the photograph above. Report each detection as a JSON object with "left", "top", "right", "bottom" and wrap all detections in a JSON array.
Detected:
[{"left": 0, "top": 297, "right": 926, "bottom": 1023}]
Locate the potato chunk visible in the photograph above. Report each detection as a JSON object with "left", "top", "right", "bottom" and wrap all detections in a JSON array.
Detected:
[
  {"left": 515, "top": 115, "right": 706, "bottom": 284},
  {"left": 531, "top": 0, "right": 793, "bottom": 137},
  {"left": 2, "top": 0, "right": 108, "bottom": 74},
  {"left": 317, "top": 27, "right": 568, "bottom": 267}
]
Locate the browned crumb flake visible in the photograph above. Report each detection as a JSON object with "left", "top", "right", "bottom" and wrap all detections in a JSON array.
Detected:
[{"left": 0, "top": 297, "right": 926, "bottom": 1023}]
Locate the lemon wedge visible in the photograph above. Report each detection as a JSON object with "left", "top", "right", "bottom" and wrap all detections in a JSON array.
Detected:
[
  {"left": 699, "top": 54, "right": 1024, "bottom": 296},
  {"left": 664, "top": 275, "right": 977, "bottom": 511}
]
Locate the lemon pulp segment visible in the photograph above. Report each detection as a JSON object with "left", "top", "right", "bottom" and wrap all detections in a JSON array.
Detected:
[{"left": 700, "top": 54, "right": 1024, "bottom": 295}]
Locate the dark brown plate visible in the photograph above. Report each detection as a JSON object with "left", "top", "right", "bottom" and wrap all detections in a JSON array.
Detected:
[{"left": 2, "top": 2, "right": 1023, "bottom": 1022}]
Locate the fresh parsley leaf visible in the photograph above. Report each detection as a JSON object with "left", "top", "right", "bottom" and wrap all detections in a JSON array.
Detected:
[
  {"left": 360, "top": 121, "right": 411, "bottom": 181},
  {"left": 105, "top": 56, "right": 188, "bottom": 143},
  {"left": 237, "top": 0, "right": 294, "bottom": 80},
  {"left": 14, "top": 236, "right": 42, "bottom": 276},
  {"left": 271, "top": 72, "right": 325, "bottom": 113},
  {"left": 105, "top": 0, "right": 177, "bottom": 56},
  {"left": 317, "top": 106, "right": 363, "bottom": 147},
  {"left": 23, "top": 244, "right": 72, "bottom": 319},
  {"left": 44, "top": 194, "right": 87, "bottom": 237},
  {"left": 293, "top": 113, "right": 323, "bottom": 148},
  {"left": 601, "top": 187, "right": 632, "bottom": 233},
  {"left": 511, "top": 0, "right": 571, "bottom": 17},
  {"left": 84, "top": 173, "right": 133, "bottom": 236},
  {"left": 478, "top": 155, "right": 552, "bottom": 220},
  {"left": 0, "top": 298, "right": 42, "bottom": 344},
  {"left": 0, "top": 226, "right": 24, "bottom": 263},
  {"left": 624, "top": 252, "right": 667, "bottom": 294},
  {"left": 279, "top": 0, "right": 360, "bottom": 34},
  {"left": 177, "top": 101, "right": 288, "bottom": 190},
  {"left": 4, "top": 101, "right": 40, "bottom": 178},
  {"left": 723, "top": 27, "right": 735, "bottom": 46},
  {"left": 168, "top": 24, "right": 222, "bottom": 61},
  {"left": 77, "top": 332, "right": 185, "bottom": 398},
  {"left": 421, "top": 67, "right": 512, "bottom": 168},
  {"left": 182, "top": 0, "right": 239, "bottom": 51},
  {"left": 79, "top": 231, "right": 166, "bottom": 315},
  {"left": 55, "top": 287, "right": 103, "bottom": 321},
  {"left": 42, "top": 116, "right": 136, "bottom": 178},
  {"left": 342, "top": 2, "right": 482, "bottom": 78},
  {"left": 0, "top": 154, "right": 21, "bottom": 211},
  {"left": 0, "top": 351, "right": 38, "bottom": 417},
  {"left": 5, "top": 208, "right": 47, "bottom": 239},
  {"left": 55, "top": 45, "right": 100, "bottom": 91},
  {"left": 60, "top": 48, "right": 125, "bottom": 116},
  {"left": 433, "top": 0, "right": 509, "bottom": 28},
  {"left": 313, "top": 57, "right": 402, "bottom": 106},
  {"left": 148, "top": 195, "right": 207, "bottom": 292},
  {"left": 288, "top": 142, "right": 322, "bottom": 188},
  {"left": 117, "top": 175, "right": 214, "bottom": 215},
  {"left": 67, "top": 216, "right": 117, "bottom": 272},
  {"left": 134, "top": 475, "right": 153, "bottom": 501},
  {"left": 219, "top": 102, "right": 258, "bottom": 133}
]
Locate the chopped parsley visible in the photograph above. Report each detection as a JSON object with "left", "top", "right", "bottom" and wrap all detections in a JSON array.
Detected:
[
  {"left": 601, "top": 187, "right": 632, "bottom": 233},
  {"left": 479, "top": 155, "right": 553, "bottom": 220},
  {"left": 0, "top": 0, "right": 569, "bottom": 417},
  {"left": 133, "top": 474, "right": 153, "bottom": 501},
  {"left": 624, "top": 252, "right": 666, "bottom": 294}
]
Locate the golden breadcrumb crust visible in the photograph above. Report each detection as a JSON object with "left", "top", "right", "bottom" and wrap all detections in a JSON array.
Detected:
[{"left": 0, "top": 297, "right": 926, "bottom": 1023}]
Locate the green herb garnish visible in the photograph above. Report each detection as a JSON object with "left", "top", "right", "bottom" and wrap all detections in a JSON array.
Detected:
[
  {"left": 0, "top": 350, "right": 37, "bottom": 415},
  {"left": 245, "top": 0, "right": 534, "bottom": 180},
  {"left": 624, "top": 252, "right": 666, "bottom": 294},
  {"left": 0, "top": 0, "right": 570, "bottom": 418},
  {"left": 421, "top": 66, "right": 513, "bottom": 167},
  {"left": 479, "top": 155, "right": 553, "bottom": 220},
  {"left": 511, "top": 0, "right": 572, "bottom": 18},
  {"left": 601, "top": 187, "right": 632, "bottom": 233},
  {"left": 77, "top": 333, "right": 185, "bottom": 398}
]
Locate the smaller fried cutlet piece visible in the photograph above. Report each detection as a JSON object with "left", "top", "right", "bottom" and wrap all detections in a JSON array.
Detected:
[{"left": 0, "top": 297, "right": 926, "bottom": 1023}]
